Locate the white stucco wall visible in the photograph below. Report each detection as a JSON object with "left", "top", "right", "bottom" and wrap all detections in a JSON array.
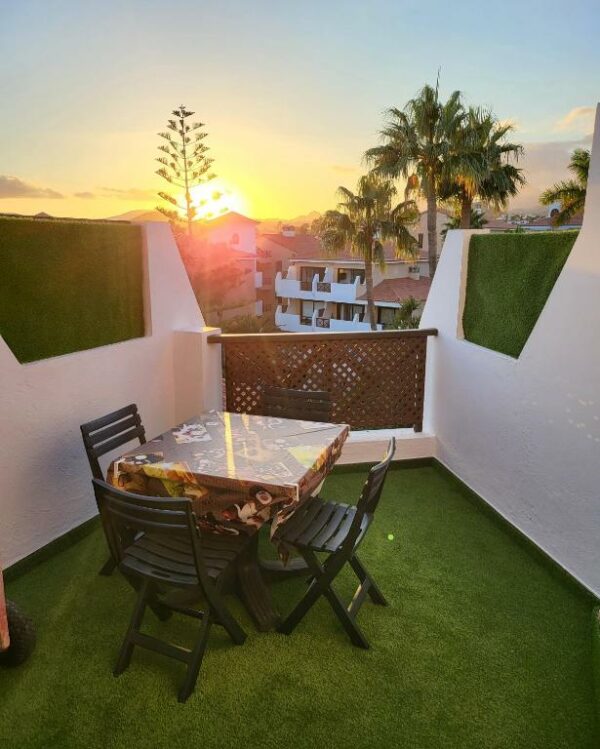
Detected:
[
  {"left": 201, "top": 215, "right": 257, "bottom": 254},
  {"left": 0, "top": 222, "right": 221, "bottom": 569},
  {"left": 421, "top": 105, "right": 600, "bottom": 596}
]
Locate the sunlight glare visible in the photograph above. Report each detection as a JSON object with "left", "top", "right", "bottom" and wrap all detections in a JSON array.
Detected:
[{"left": 187, "top": 180, "right": 247, "bottom": 221}]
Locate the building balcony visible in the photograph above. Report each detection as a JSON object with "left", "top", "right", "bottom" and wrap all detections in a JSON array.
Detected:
[
  {"left": 275, "top": 306, "right": 382, "bottom": 333},
  {"left": 275, "top": 272, "right": 365, "bottom": 303}
]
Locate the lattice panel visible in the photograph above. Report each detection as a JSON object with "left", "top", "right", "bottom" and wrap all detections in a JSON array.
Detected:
[{"left": 221, "top": 333, "right": 430, "bottom": 430}]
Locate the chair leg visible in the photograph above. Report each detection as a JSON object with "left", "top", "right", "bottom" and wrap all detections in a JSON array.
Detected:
[
  {"left": 279, "top": 550, "right": 371, "bottom": 648},
  {"left": 114, "top": 579, "right": 150, "bottom": 676},
  {"left": 350, "top": 554, "right": 387, "bottom": 606},
  {"left": 178, "top": 613, "right": 212, "bottom": 703},
  {"left": 278, "top": 550, "right": 342, "bottom": 636},
  {"left": 277, "top": 577, "right": 325, "bottom": 635},
  {"left": 99, "top": 555, "right": 117, "bottom": 576},
  {"left": 322, "top": 586, "right": 370, "bottom": 649},
  {"left": 211, "top": 600, "right": 246, "bottom": 646}
]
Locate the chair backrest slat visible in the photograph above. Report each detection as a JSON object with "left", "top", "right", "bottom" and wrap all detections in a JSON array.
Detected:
[
  {"left": 263, "top": 387, "right": 332, "bottom": 423},
  {"left": 91, "top": 414, "right": 140, "bottom": 446},
  {"left": 93, "top": 428, "right": 146, "bottom": 459},
  {"left": 92, "top": 479, "right": 208, "bottom": 580},
  {"left": 109, "top": 498, "right": 189, "bottom": 528},
  {"left": 80, "top": 404, "right": 146, "bottom": 480},
  {"left": 109, "top": 509, "right": 190, "bottom": 536}
]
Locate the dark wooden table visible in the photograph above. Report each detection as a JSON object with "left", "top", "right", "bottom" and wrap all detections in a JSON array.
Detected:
[{"left": 109, "top": 411, "right": 349, "bottom": 630}]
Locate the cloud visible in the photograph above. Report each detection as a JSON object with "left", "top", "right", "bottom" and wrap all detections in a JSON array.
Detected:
[
  {"left": 554, "top": 106, "right": 595, "bottom": 132},
  {"left": 330, "top": 164, "right": 358, "bottom": 174},
  {"left": 100, "top": 186, "right": 156, "bottom": 200},
  {"left": 74, "top": 191, "right": 96, "bottom": 199},
  {"left": 508, "top": 135, "right": 592, "bottom": 211},
  {"left": 0, "top": 175, "right": 63, "bottom": 199}
]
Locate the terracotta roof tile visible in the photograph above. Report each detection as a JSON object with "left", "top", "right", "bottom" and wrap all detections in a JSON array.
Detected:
[
  {"left": 261, "top": 233, "right": 428, "bottom": 263},
  {"left": 358, "top": 277, "right": 431, "bottom": 303}
]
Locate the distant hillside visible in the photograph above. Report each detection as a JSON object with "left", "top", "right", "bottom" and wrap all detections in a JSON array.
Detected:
[
  {"left": 106, "top": 209, "right": 168, "bottom": 222},
  {"left": 257, "top": 211, "right": 321, "bottom": 234}
]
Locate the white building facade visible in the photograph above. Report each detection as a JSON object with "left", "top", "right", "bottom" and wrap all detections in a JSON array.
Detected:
[{"left": 275, "top": 256, "right": 430, "bottom": 332}]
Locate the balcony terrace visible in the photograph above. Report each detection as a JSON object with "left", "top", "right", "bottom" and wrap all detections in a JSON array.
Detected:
[
  {"left": 2, "top": 108, "right": 600, "bottom": 749},
  {"left": 1, "top": 463, "right": 597, "bottom": 749}
]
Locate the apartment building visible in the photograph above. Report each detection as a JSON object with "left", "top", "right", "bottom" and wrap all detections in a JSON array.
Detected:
[
  {"left": 274, "top": 243, "right": 431, "bottom": 332},
  {"left": 257, "top": 228, "right": 320, "bottom": 318}
]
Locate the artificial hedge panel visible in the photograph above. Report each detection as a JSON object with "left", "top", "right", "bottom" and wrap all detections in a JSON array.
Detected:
[
  {"left": 462, "top": 230, "right": 577, "bottom": 358},
  {"left": 0, "top": 217, "right": 145, "bottom": 363}
]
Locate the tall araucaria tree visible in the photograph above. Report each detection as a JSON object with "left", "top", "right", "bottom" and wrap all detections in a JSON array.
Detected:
[
  {"left": 365, "top": 82, "right": 464, "bottom": 277},
  {"left": 318, "top": 174, "right": 418, "bottom": 331},
  {"left": 155, "top": 105, "right": 216, "bottom": 236}
]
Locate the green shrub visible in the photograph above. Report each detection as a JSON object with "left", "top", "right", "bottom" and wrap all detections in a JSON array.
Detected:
[
  {"left": 462, "top": 231, "right": 577, "bottom": 358},
  {"left": 0, "top": 217, "right": 145, "bottom": 363}
]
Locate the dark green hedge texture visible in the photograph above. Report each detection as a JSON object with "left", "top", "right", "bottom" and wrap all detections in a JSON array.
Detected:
[
  {"left": 0, "top": 217, "right": 145, "bottom": 363},
  {"left": 462, "top": 231, "right": 577, "bottom": 358}
]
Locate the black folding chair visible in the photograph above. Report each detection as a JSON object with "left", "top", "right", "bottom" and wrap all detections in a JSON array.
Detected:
[
  {"left": 80, "top": 404, "right": 146, "bottom": 575},
  {"left": 263, "top": 387, "right": 332, "bottom": 422},
  {"left": 93, "top": 479, "right": 247, "bottom": 703},
  {"left": 276, "top": 438, "right": 395, "bottom": 648}
]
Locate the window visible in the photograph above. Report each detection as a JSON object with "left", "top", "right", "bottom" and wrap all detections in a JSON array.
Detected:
[
  {"left": 231, "top": 233, "right": 239, "bottom": 245},
  {"left": 337, "top": 268, "right": 364, "bottom": 284},
  {"left": 377, "top": 307, "right": 397, "bottom": 328},
  {"left": 302, "top": 300, "right": 325, "bottom": 317},
  {"left": 300, "top": 266, "right": 325, "bottom": 283},
  {"left": 417, "top": 233, "right": 423, "bottom": 248},
  {"left": 336, "top": 303, "right": 364, "bottom": 321}
]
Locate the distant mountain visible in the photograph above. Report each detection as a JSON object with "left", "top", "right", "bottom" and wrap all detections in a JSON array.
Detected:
[
  {"left": 106, "top": 209, "right": 168, "bottom": 222},
  {"left": 257, "top": 211, "right": 321, "bottom": 234}
]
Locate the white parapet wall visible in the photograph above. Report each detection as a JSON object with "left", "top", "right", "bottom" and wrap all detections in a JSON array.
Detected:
[
  {"left": 0, "top": 222, "right": 217, "bottom": 569},
  {"left": 421, "top": 104, "right": 600, "bottom": 596}
]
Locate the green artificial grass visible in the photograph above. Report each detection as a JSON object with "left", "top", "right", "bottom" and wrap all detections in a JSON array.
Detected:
[
  {"left": 462, "top": 231, "right": 577, "bottom": 358},
  {"left": 593, "top": 607, "right": 600, "bottom": 725},
  {"left": 1, "top": 465, "right": 597, "bottom": 748},
  {"left": 0, "top": 217, "right": 145, "bottom": 363}
]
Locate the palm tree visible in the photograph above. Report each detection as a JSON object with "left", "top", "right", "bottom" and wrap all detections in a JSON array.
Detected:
[
  {"left": 441, "top": 207, "right": 488, "bottom": 240},
  {"left": 365, "top": 83, "right": 463, "bottom": 277},
  {"left": 392, "top": 296, "right": 422, "bottom": 330},
  {"left": 442, "top": 108, "right": 525, "bottom": 228},
  {"left": 540, "top": 148, "right": 590, "bottom": 225},
  {"left": 318, "top": 174, "right": 418, "bottom": 331}
]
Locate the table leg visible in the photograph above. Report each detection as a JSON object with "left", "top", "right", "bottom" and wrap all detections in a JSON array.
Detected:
[
  {"left": 259, "top": 556, "right": 310, "bottom": 581},
  {"left": 235, "top": 534, "right": 281, "bottom": 632}
]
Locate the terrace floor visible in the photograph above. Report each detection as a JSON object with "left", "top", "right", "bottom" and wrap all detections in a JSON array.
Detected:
[{"left": 0, "top": 464, "right": 597, "bottom": 749}]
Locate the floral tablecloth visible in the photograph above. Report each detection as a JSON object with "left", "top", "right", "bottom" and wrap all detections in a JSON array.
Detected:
[
  {"left": 108, "top": 411, "right": 349, "bottom": 539},
  {"left": 0, "top": 569, "right": 9, "bottom": 652}
]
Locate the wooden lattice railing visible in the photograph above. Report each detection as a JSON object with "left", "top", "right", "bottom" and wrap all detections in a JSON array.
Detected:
[{"left": 208, "top": 328, "right": 437, "bottom": 431}]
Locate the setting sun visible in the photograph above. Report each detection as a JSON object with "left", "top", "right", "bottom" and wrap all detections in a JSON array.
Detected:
[{"left": 187, "top": 180, "right": 247, "bottom": 221}]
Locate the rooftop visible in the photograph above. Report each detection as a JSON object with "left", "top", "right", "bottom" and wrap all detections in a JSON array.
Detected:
[
  {"left": 358, "top": 276, "right": 432, "bottom": 303},
  {"left": 261, "top": 232, "right": 428, "bottom": 264},
  {"left": 2, "top": 464, "right": 596, "bottom": 749}
]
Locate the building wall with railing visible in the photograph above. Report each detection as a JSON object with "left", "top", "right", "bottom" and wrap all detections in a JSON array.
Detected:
[{"left": 421, "top": 104, "right": 600, "bottom": 596}]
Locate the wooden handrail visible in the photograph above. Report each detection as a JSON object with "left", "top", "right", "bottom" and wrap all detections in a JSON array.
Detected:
[{"left": 208, "top": 328, "right": 438, "bottom": 344}]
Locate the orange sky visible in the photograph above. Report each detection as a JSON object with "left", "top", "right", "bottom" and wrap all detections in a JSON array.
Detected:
[{"left": 1, "top": 2, "right": 598, "bottom": 222}]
